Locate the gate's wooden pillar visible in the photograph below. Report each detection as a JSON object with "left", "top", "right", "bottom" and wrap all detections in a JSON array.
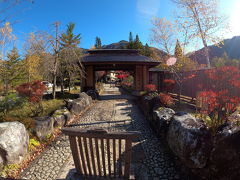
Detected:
[
  {"left": 135, "top": 65, "right": 143, "bottom": 91},
  {"left": 82, "top": 66, "right": 94, "bottom": 91},
  {"left": 142, "top": 65, "right": 149, "bottom": 90}
]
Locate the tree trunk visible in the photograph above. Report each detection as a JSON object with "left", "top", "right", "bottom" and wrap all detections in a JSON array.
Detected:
[
  {"left": 193, "top": 6, "right": 211, "bottom": 68},
  {"left": 202, "top": 40, "right": 211, "bottom": 68},
  {"left": 52, "top": 22, "right": 60, "bottom": 99},
  {"left": 52, "top": 71, "right": 57, "bottom": 99},
  {"left": 60, "top": 74, "right": 64, "bottom": 94},
  {"left": 68, "top": 75, "right": 71, "bottom": 92}
]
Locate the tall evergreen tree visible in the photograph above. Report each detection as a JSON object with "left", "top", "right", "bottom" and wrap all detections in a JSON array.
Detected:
[
  {"left": 127, "top": 32, "right": 134, "bottom": 49},
  {"left": 129, "top": 32, "right": 133, "bottom": 43},
  {"left": 1, "top": 47, "right": 24, "bottom": 93},
  {"left": 95, "top": 37, "right": 102, "bottom": 49},
  {"left": 133, "top": 34, "right": 143, "bottom": 49},
  {"left": 174, "top": 39, "right": 183, "bottom": 58},
  {"left": 60, "top": 22, "right": 82, "bottom": 92},
  {"left": 60, "top": 23, "right": 81, "bottom": 48}
]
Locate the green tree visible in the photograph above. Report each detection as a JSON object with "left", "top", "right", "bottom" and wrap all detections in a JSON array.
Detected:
[
  {"left": 133, "top": 34, "right": 143, "bottom": 49},
  {"left": 174, "top": 39, "right": 183, "bottom": 58},
  {"left": 60, "top": 23, "right": 81, "bottom": 48},
  {"left": 211, "top": 52, "right": 240, "bottom": 69},
  {"left": 1, "top": 47, "right": 24, "bottom": 93},
  {"left": 59, "top": 22, "right": 82, "bottom": 92},
  {"left": 95, "top": 36, "right": 102, "bottom": 49},
  {"left": 127, "top": 32, "right": 134, "bottom": 49}
]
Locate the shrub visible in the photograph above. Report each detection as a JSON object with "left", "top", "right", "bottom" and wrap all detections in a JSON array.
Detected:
[
  {"left": 16, "top": 80, "right": 46, "bottom": 103},
  {"left": 116, "top": 71, "right": 129, "bottom": 80},
  {"left": 0, "top": 164, "right": 19, "bottom": 178},
  {"left": 197, "top": 66, "right": 240, "bottom": 131},
  {"left": 28, "top": 138, "right": 41, "bottom": 151},
  {"left": 0, "top": 93, "right": 24, "bottom": 115},
  {"left": 16, "top": 81, "right": 46, "bottom": 117},
  {"left": 159, "top": 93, "right": 174, "bottom": 107},
  {"left": 145, "top": 84, "right": 157, "bottom": 93}
]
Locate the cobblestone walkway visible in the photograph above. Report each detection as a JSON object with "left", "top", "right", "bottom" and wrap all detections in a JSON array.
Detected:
[{"left": 21, "top": 84, "right": 185, "bottom": 180}]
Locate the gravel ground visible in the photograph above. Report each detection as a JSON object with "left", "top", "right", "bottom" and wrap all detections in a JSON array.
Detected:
[{"left": 20, "top": 85, "right": 185, "bottom": 180}]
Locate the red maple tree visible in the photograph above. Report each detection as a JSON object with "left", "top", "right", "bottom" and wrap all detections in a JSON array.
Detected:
[{"left": 16, "top": 80, "right": 47, "bottom": 116}]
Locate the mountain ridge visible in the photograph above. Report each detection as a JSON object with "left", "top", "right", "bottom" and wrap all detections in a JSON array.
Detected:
[{"left": 189, "top": 36, "right": 240, "bottom": 64}]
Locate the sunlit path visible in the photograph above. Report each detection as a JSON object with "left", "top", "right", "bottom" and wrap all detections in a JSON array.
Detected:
[{"left": 21, "top": 84, "right": 184, "bottom": 180}]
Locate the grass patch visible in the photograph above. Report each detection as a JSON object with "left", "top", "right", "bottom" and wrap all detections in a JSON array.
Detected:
[{"left": 1, "top": 99, "right": 65, "bottom": 130}]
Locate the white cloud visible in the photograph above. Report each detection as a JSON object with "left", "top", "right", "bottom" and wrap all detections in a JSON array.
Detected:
[{"left": 137, "top": 0, "right": 160, "bottom": 17}]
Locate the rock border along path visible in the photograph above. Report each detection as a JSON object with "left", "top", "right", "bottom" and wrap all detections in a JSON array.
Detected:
[{"left": 21, "top": 85, "right": 184, "bottom": 180}]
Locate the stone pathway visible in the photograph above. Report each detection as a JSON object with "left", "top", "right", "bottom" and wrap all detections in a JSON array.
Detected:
[{"left": 20, "top": 84, "right": 185, "bottom": 180}]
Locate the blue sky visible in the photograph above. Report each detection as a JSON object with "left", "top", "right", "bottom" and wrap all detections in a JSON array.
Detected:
[{"left": 5, "top": 0, "right": 240, "bottom": 51}]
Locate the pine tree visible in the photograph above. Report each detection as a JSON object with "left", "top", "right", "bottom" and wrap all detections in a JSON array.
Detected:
[
  {"left": 95, "top": 37, "right": 102, "bottom": 49},
  {"left": 127, "top": 32, "right": 134, "bottom": 49},
  {"left": 129, "top": 32, "right": 133, "bottom": 43},
  {"left": 133, "top": 34, "right": 143, "bottom": 49},
  {"left": 2, "top": 47, "right": 24, "bottom": 93},
  {"left": 59, "top": 22, "right": 82, "bottom": 92},
  {"left": 60, "top": 23, "right": 81, "bottom": 48},
  {"left": 174, "top": 39, "right": 183, "bottom": 58}
]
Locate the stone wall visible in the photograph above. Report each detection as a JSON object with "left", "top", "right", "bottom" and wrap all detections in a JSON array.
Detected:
[
  {"left": 34, "top": 92, "right": 93, "bottom": 139},
  {"left": 138, "top": 94, "right": 240, "bottom": 179}
]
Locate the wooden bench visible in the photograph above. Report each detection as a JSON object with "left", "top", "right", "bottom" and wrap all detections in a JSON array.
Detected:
[{"left": 62, "top": 128, "right": 140, "bottom": 180}]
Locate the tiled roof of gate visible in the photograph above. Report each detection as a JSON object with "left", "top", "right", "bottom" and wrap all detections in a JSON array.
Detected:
[{"left": 82, "top": 49, "right": 160, "bottom": 64}]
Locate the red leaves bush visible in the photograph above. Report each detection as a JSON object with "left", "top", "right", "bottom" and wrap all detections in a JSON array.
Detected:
[
  {"left": 159, "top": 93, "right": 174, "bottom": 107},
  {"left": 16, "top": 81, "right": 46, "bottom": 117},
  {"left": 16, "top": 80, "right": 46, "bottom": 103},
  {"left": 116, "top": 71, "right": 129, "bottom": 80},
  {"left": 145, "top": 84, "right": 157, "bottom": 93},
  {"left": 197, "top": 66, "right": 240, "bottom": 127}
]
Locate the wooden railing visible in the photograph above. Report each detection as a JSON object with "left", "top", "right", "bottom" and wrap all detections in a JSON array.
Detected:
[{"left": 62, "top": 128, "right": 140, "bottom": 179}]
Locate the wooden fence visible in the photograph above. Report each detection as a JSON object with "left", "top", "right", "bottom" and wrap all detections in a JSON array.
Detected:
[{"left": 149, "top": 69, "right": 239, "bottom": 99}]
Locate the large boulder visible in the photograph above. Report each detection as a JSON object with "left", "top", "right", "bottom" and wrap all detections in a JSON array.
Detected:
[
  {"left": 67, "top": 99, "right": 86, "bottom": 115},
  {"left": 209, "top": 121, "right": 240, "bottom": 179},
  {"left": 52, "top": 108, "right": 73, "bottom": 127},
  {"left": 0, "top": 121, "right": 29, "bottom": 167},
  {"left": 153, "top": 107, "right": 175, "bottom": 136},
  {"left": 78, "top": 92, "right": 92, "bottom": 106},
  {"left": 67, "top": 93, "right": 92, "bottom": 115},
  {"left": 167, "top": 113, "right": 212, "bottom": 168},
  {"left": 33, "top": 116, "right": 54, "bottom": 140}
]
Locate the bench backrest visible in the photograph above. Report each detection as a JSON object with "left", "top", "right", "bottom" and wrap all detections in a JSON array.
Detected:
[{"left": 62, "top": 128, "right": 139, "bottom": 179}]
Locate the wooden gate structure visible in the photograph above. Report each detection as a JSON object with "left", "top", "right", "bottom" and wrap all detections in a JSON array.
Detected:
[{"left": 81, "top": 49, "right": 160, "bottom": 92}]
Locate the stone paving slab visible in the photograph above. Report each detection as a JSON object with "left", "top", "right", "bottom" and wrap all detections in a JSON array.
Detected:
[{"left": 20, "top": 84, "right": 185, "bottom": 180}]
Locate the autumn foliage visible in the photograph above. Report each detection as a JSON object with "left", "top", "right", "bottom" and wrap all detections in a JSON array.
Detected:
[
  {"left": 197, "top": 66, "right": 240, "bottom": 128},
  {"left": 159, "top": 93, "right": 174, "bottom": 107},
  {"left": 145, "top": 84, "right": 157, "bottom": 93},
  {"left": 16, "top": 80, "right": 46, "bottom": 103},
  {"left": 116, "top": 71, "right": 129, "bottom": 80},
  {"left": 16, "top": 81, "right": 46, "bottom": 116}
]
